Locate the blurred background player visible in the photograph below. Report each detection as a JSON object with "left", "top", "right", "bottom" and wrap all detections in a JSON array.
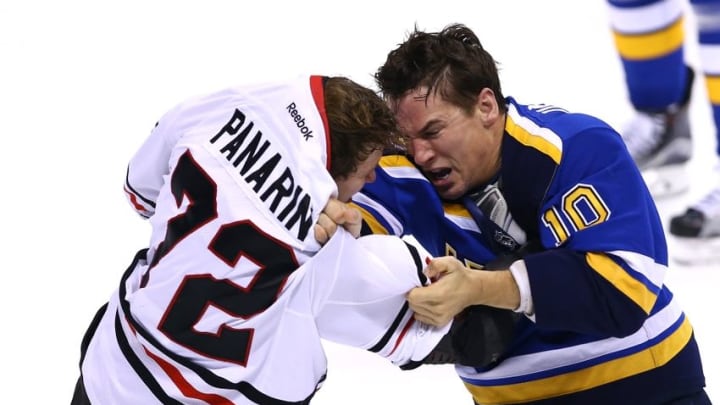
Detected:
[{"left": 607, "top": 0, "right": 720, "bottom": 261}]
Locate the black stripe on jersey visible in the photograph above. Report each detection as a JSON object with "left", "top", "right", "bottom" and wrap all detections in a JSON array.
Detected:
[
  {"left": 367, "top": 240, "right": 425, "bottom": 354},
  {"left": 115, "top": 313, "right": 184, "bottom": 404},
  {"left": 78, "top": 303, "right": 108, "bottom": 366},
  {"left": 367, "top": 301, "right": 411, "bottom": 354},
  {"left": 116, "top": 250, "right": 316, "bottom": 405},
  {"left": 404, "top": 241, "right": 429, "bottom": 285},
  {"left": 125, "top": 167, "right": 157, "bottom": 208}
]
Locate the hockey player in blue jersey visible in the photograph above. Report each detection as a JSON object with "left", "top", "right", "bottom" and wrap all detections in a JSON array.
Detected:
[
  {"left": 354, "top": 23, "right": 710, "bottom": 404},
  {"left": 606, "top": 0, "right": 720, "bottom": 263}
]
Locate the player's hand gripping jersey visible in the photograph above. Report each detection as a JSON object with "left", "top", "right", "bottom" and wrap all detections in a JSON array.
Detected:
[
  {"left": 79, "top": 76, "right": 450, "bottom": 404},
  {"left": 354, "top": 98, "right": 705, "bottom": 404}
]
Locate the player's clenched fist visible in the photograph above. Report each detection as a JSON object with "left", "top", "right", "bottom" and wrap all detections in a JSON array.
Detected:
[
  {"left": 407, "top": 256, "right": 475, "bottom": 326},
  {"left": 314, "top": 198, "right": 362, "bottom": 245}
]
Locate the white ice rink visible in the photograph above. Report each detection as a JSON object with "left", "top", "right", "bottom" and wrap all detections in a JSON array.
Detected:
[{"left": 1, "top": 1, "right": 716, "bottom": 403}]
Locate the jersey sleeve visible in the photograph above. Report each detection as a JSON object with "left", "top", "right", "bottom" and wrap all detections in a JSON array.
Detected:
[
  {"left": 526, "top": 122, "right": 669, "bottom": 337},
  {"left": 311, "top": 232, "right": 452, "bottom": 367},
  {"left": 123, "top": 106, "right": 184, "bottom": 218},
  {"left": 352, "top": 155, "right": 423, "bottom": 236}
]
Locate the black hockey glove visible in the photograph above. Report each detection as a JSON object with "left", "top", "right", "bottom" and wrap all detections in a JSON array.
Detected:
[
  {"left": 401, "top": 303, "right": 521, "bottom": 370},
  {"left": 401, "top": 241, "right": 541, "bottom": 370},
  {"left": 448, "top": 240, "right": 542, "bottom": 366}
]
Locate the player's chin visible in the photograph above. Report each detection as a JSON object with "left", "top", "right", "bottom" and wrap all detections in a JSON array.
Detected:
[{"left": 435, "top": 183, "right": 465, "bottom": 201}]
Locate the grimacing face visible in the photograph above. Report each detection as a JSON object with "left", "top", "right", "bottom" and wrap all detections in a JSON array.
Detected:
[
  {"left": 335, "top": 148, "right": 382, "bottom": 202},
  {"left": 392, "top": 88, "right": 503, "bottom": 200}
]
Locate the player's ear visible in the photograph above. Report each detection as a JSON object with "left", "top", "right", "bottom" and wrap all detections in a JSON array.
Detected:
[{"left": 476, "top": 88, "right": 500, "bottom": 125}]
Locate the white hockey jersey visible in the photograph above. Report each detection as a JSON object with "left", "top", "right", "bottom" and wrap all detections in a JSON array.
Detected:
[{"left": 81, "top": 75, "right": 450, "bottom": 404}]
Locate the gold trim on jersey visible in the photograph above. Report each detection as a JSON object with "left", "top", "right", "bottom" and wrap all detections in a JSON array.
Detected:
[
  {"left": 505, "top": 110, "right": 562, "bottom": 164},
  {"left": 350, "top": 202, "right": 389, "bottom": 235},
  {"left": 586, "top": 252, "right": 657, "bottom": 314},
  {"left": 706, "top": 75, "right": 720, "bottom": 104},
  {"left": 442, "top": 202, "right": 471, "bottom": 217},
  {"left": 379, "top": 154, "right": 414, "bottom": 168},
  {"left": 464, "top": 316, "right": 693, "bottom": 404},
  {"left": 612, "top": 17, "right": 684, "bottom": 60}
]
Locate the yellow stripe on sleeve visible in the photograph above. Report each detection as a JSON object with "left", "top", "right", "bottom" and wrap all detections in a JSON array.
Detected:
[
  {"left": 586, "top": 252, "right": 656, "bottom": 313},
  {"left": 613, "top": 17, "right": 684, "bottom": 60},
  {"left": 705, "top": 75, "right": 720, "bottom": 104}
]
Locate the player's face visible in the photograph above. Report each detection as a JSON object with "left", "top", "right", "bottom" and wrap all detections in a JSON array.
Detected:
[
  {"left": 335, "top": 148, "right": 382, "bottom": 202},
  {"left": 393, "top": 88, "right": 503, "bottom": 200}
]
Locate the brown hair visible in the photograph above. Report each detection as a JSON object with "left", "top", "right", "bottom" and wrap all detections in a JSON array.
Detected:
[
  {"left": 325, "top": 76, "right": 403, "bottom": 179},
  {"left": 375, "top": 23, "right": 506, "bottom": 114}
]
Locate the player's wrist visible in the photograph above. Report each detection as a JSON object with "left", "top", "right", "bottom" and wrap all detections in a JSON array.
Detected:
[{"left": 470, "top": 269, "right": 520, "bottom": 310}]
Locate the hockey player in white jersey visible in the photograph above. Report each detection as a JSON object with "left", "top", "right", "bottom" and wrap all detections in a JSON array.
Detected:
[{"left": 70, "top": 75, "right": 494, "bottom": 405}]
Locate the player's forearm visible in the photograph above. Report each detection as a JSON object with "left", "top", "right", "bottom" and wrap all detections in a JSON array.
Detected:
[{"left": 467, "top": 269, "right": 521, "bottom": 311}]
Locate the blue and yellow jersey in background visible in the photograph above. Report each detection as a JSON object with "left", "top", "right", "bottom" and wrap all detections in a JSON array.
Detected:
[{"left": 354, "top": 97, "right": 706, "bottom": 404}]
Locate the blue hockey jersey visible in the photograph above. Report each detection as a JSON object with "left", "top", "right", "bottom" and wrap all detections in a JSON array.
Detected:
[{"left": 352, "top": 97, "right": 706, "bottom": 404}]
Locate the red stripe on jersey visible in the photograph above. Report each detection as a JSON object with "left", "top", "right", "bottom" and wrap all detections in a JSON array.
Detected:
[
  {"left": 143, "top": 347, "right": 234, "bottom": 405},
  {"left": 388, "top": 316, "right": 415, "bottom": 356},
  {"left": 309, "top": 75, "right": 331, "bottom": 171},
  {"left": 122, "top": 314, "right": 233, "bottom": 404},
  {"left": 124, "top": 186, "right": 150, "bottom": 214}
]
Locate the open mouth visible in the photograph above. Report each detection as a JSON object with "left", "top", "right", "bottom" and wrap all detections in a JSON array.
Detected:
[{"left": 426, "top": 168, "right": 452, "bottom": 183}]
